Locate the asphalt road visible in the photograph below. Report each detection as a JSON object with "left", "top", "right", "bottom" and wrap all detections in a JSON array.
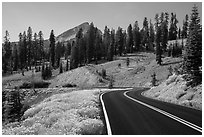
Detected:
[{"left": 101, "top": 88, "right": 202, "bottom": 135}]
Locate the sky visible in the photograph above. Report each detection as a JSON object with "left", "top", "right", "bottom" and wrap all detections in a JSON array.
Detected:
[{"left": 2, "top": 2, "right": 202, "bottom": 42}]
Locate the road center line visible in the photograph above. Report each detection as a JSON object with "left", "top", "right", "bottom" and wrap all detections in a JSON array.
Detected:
[{"left": 124, "top": 91, "right": 202, "bottom": 133}]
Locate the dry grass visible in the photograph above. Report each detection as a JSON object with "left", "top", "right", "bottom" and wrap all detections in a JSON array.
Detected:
[
  {"left": 2, "top": 89, "right": 104, "bottom": 135},
  {"left": 143, "top": 74, "right": 202, "bottom": 110},
  {"left": 2, "top": 68, "right": 60, "bottom": 89},
  {"left": 48, "top": 66, "right": 108, "bottom": 88}
]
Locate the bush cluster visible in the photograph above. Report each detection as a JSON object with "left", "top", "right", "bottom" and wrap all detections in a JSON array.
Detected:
[
  {"left": 19, "top": 81, "right": 50, "bottom": 89},
  {"left": 42, "top": 65, "right": 52, "bottom": 80},
  {"left": 98, "top": 69, "right": 106, "bottom": 79}
]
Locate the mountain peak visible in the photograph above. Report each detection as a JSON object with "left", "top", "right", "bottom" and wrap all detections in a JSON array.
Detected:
[{"left": 56, "top": 22, "right": 90, "bottom": 42}]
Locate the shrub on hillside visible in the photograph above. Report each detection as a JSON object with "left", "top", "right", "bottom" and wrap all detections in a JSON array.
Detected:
[
  {"left": 126, "top": 57, "right": 130, "bottom": 67},
  {"left": 118, "top": 63, "right": 121, "bottom": 68},
  {"left": 62, "top": 83, "right": 77, "bottom": 88},
  {"left": 101, "top": 69, "right": 106, "bottom": 78},
  {"left": 42, "top": 65, "right": 52, "bottom": 80},
  {"left": 19, "top": 81, "right": 50, "bottom": 89},
  {"left": 151, "top": 72, "right": 157, "bottom": 86},
  {"left": 108, "top": 75, "right": 114, "bottom": 89}
]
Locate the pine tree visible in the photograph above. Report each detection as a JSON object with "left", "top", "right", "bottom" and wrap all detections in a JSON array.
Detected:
[
  {"left": 169, "top": 13, "right": 178, "bottom": 40},
  {"left": 122, "top": 30, "right": 127, "bottom": 55},
  {"left": 27, "top": 27, "right": 33, "bottom": 70},
  {"left": 66, "top": 59, "right": 69, "bottom": 71},
  {"left": 149, "top": 19, "right": 155, "bottom": 51},
  {"left": 182, "top": 14, "right": 189, "bottom": 39},
  {"left": 107, "top": 29, "right": 115, "bottom": 61},
  {"left": 49, "top": 30, "right": 55, "bottom": 68},
  {"left": 103, "top": 26, "right": 111, "bottom": 59},
  {"left": 94, "top": 28, "right": 102, "bottom": 63},
  {"left": 19, "top": 32, "right": 27, "bottom": 70},
  {"left": 155, "top": 14, "right": 162, "bottom": 65},
  {"left": 115, "top": 27, "right": 124, "bottom": 56},
  {"left": 183, "top": 5, "right": 202, "bottom": 86},
  {"left": 65, "top": 41, "right": 71, "bottom": 59},
  {"left": 141, "top": 17, "right": 149, "bottom": 51},
  {"left": 133, "top": 21, "right": 141, "bottom": 52},
  {"left": 13, "top": 44, "right": 19, "bottom": 71},
  {"left": 126, "top": 57, "right": 130, "bottom": 67},
  {"left": 3, "top": 30, "right": 12, "bottom": 73},
  {"left": 33, "top": 33, "right": 38, "bottom": 66},
  {"left": 160, "top": 12, "right": 169, "bottom": 52},
  {"left": 86, "top": 23, "right": 95, "bottom": 63},
  {"left": 70, "top": 41, "right": 78, "bottom": 69},
  {"left": 38, "top": 31, "right": 44, "bottom": 60},
  {"left": 178, "top": 27, "right": 181, "bottom": 39},
  {"left": 76, "top": 28, "right": 84, "bottom": 66},
  {"left": 151, "top": 72, "right": 157, "bottom": 86},
  {"left": 127, "top": 24, "right": 133, "bottom": 53},
  {"left": 55, "top": 42, "right": 62, "bottom": 68}
]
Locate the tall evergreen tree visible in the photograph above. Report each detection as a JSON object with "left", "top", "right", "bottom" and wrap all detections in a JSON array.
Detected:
[
  {"left": 182, "top": 14, "right": 189, "bottom": 39},
  {"left": 49, "top": 30, "right": 55, "bottom": 67},
  {"left": 70, "top": 41, "right": 78, "bottom": 69},
  {"left": 13, "top": 44, "right": 19, "bottom": 71},
  {"left": 86, "top": 22, "right": 95, "bottom": 63},
  {"left": 155, "top": 14, "right": 162, "bottom": 65},
  {"left": 76, "top": 28, "right": 84, "bottom": 66},
  {"left": 65, "top": 41, "right": 71, "bottom": 59},
  {"left": 141, "top": 17, "right": 149, "bottom": 50},
  {"left": 94, "top": 28, "right": 102, "bottom": 63},
  {"left": 122, "top": 30, "right": 127, "bottom": 55},
  {"left": 127, "top": 24, "right": 134, "bottom": 53},
  {"left": 160, "top": 12, "right": 169, "bottom": 52},
  {"left": 38, "top": 31, "right": 44, "bottom": 60},
  {"left": 27, "top": 27, "right": 32, "bottom": 70},
  {"left": 107, "top": 29, "right": 115, "bottom": 61},
  {"left": 133, "top": 21, "right": 141, "bottom": 52},
  {"left": 169, "top": 13, "right": 178, "bottom": 40},
  {"left": 18, "top": 32, "right": 24, "bottom": 69},
  {"left": 66, "top": 59, "right": 69, "bottom": 71},
  {"left": 55, "top": 42, "right": 62, "bottom": 68},
  {"left": 149, "top": 19, "right": 155, "bottom": 51},
  {"left": 103, "top": 26, "right": 111, "bottom": 59},
  {"left": 33, "top": 33, "right": 38, "bottom": 66},
  {"left": 178, "top": 27, "right": 181, "bottom": 39},
  {"left": 3, "top": 30, "right": 12, "bottom": 73},
  {"left": 21, "top": 31, "right": 27, "bottom": 70},
  {"left": 116, "top": 27, "right": 124, "bottom": 56},
  {"left": 183, "top": 5, "right": 202, "bottom": 86}
]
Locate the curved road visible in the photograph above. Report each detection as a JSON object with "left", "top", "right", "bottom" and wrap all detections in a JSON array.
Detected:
[{"left": 101, "top": 88, "right": 202, "bottom": 135}]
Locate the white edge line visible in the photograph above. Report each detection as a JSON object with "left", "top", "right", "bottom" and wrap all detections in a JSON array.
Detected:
[
  {"left": 99, "top": 88, "right": 133, "bottom": 135},
  {"left": 100, "top": 91, "right": 112, "bottom": 135},
  {"left": 124, "top": 91, "right": 202, "bottom": 133}
]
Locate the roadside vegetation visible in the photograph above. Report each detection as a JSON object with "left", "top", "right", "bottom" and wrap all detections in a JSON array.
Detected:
[
  {"left": 2, "top": 5, "right": 201, "bottom": 135},
  {"left": 2, "top": 89, "right": 105, "bottom": 135}
]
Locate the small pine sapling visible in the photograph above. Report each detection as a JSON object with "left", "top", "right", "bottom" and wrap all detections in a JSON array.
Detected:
[
  {"left": 151, "top": 72, "right": 157, "bottom": 86},
  {"left": 126, "top": 57, "right": 130, "bottom": 67}
]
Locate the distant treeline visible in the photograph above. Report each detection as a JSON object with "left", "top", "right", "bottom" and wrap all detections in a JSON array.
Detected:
[{"left": 2, "top": 5, "right": 201, "bottom": 86}]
